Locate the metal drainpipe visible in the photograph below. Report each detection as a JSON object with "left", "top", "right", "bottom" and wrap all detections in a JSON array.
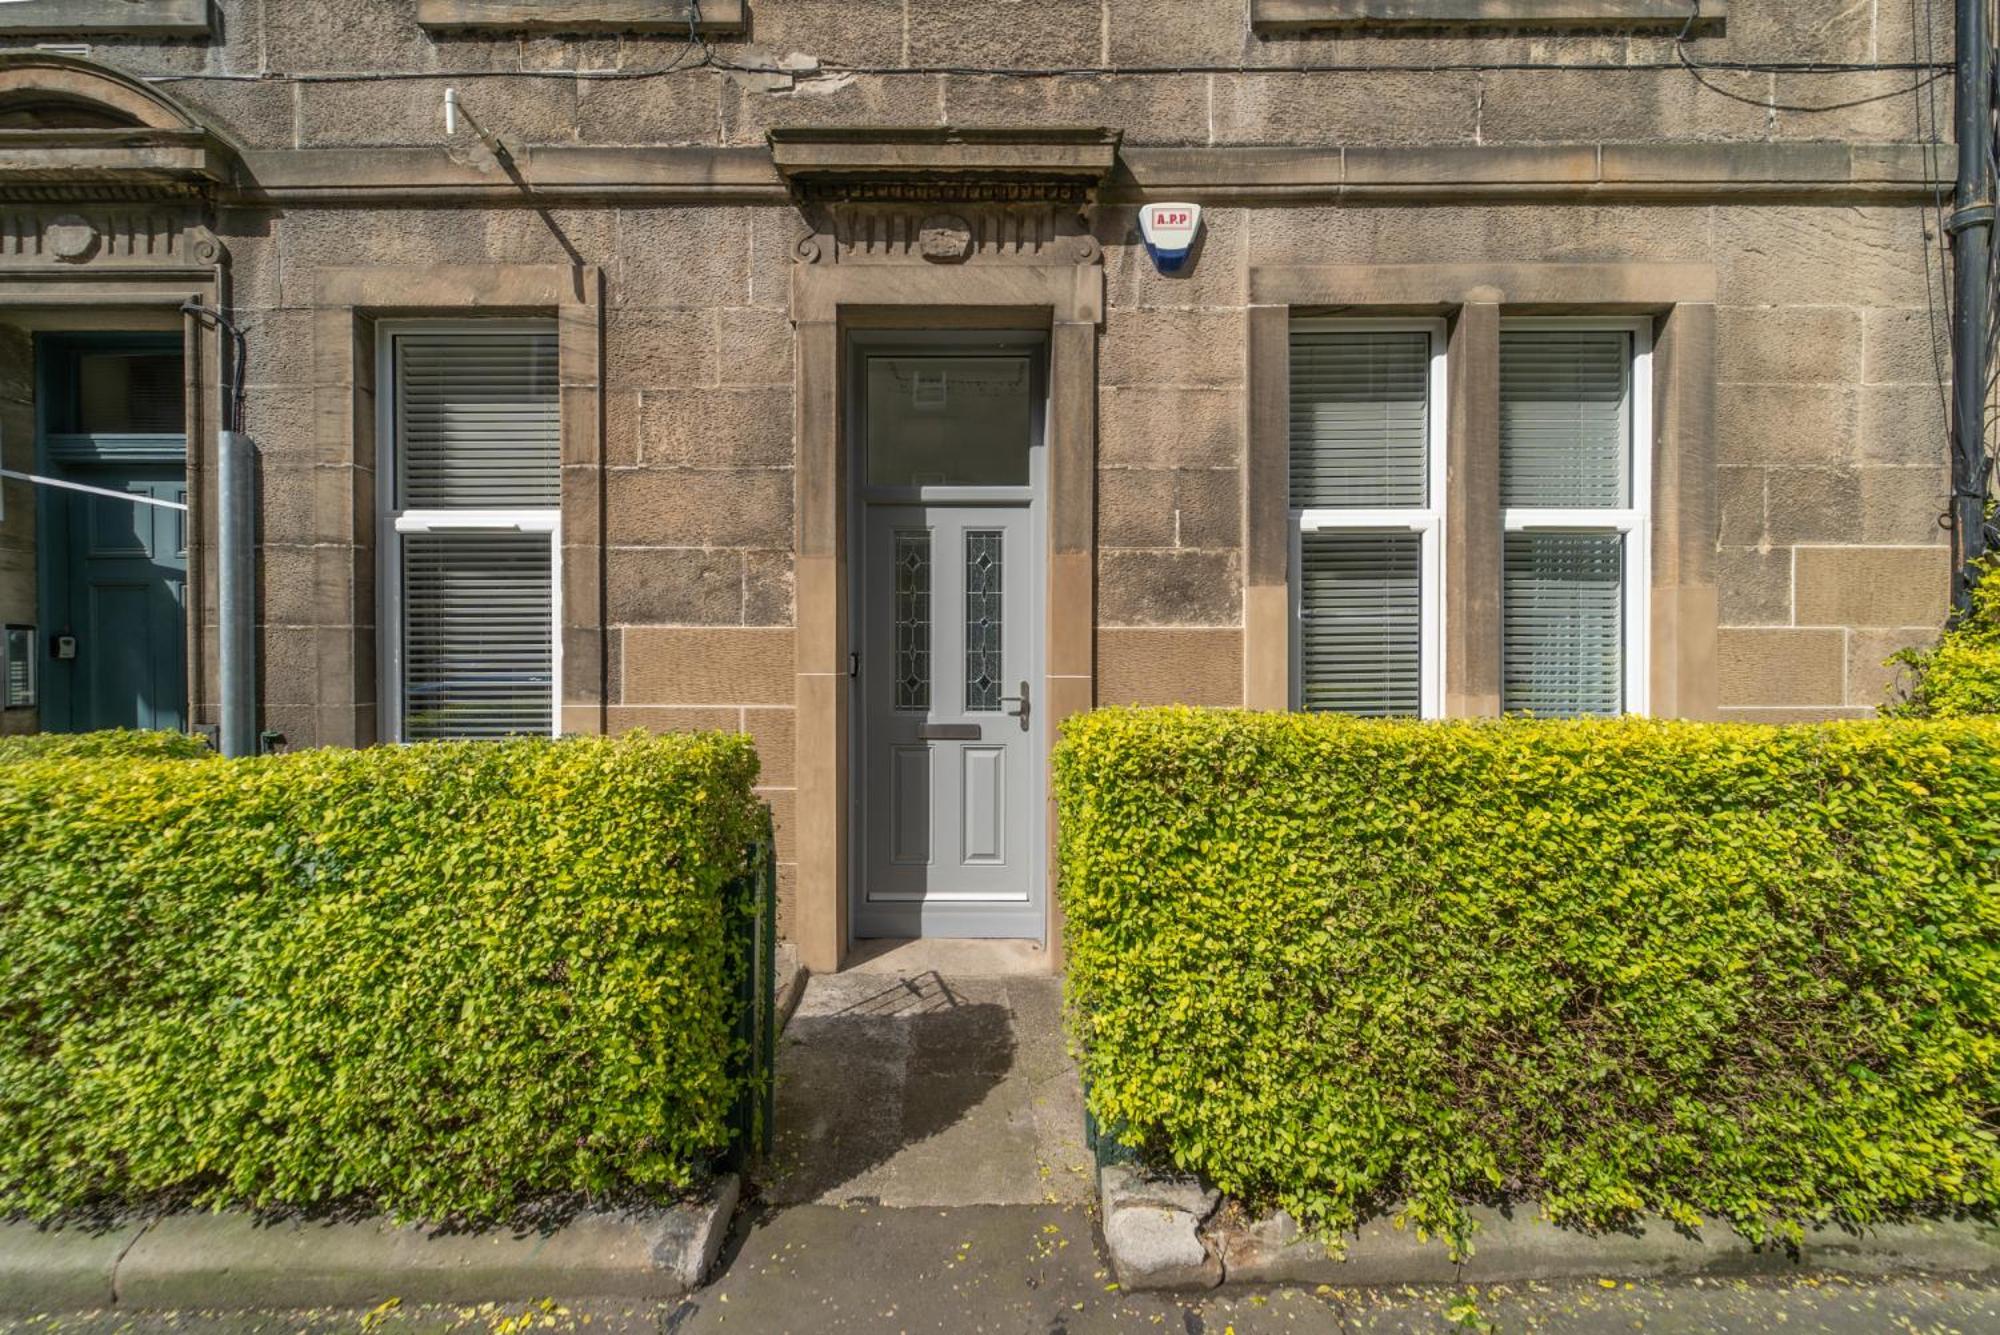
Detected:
[
  {"left": 184, "top": 302, "right": 255, "bottom": 757},
  {"left": 217, "top": 428, "right": 255, "bottom": 758},
  {"left": 1949, "top": 0, "right": 1995, "bottom": 617}
]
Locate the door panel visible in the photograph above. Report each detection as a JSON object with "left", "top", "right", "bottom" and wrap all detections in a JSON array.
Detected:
[
  {"left": 52, "top": 471, "right": 187, "bottom": 733},
  {"left": 861, "top": 505, "right": 1040, "bottom": 933}
]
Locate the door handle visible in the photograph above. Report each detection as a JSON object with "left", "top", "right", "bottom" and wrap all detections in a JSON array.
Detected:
[{"left": 999, "top": 681, "right": 1030, "bottom": 731}]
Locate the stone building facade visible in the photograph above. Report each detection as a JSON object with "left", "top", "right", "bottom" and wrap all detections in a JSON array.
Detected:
[{"left": 0, "top": 0, "right": 1963, "bottom": 970}]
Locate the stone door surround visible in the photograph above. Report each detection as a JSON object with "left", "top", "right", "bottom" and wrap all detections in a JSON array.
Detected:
[
  {"left": 1244, "top": 262, "right": 1720, "bottom": 721},
  {"left": 789, "top": 260, "right": 1103, "bottom": 976}
]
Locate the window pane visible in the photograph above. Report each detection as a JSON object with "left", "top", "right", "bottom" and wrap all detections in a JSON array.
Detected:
[
  {"left": 402, "top": 532, "right": 553, "bottom": 740},
  {"left": 77, "top": 351, "right": 183, "bottom": 434},
  {"left": 867, "top": 356, "right": 1032, "bottom": 488},
  {"left": 1290, "top": 329, "right": 1430, "bottom": 509},
  {"left": 1500, "top": 330, "right": 1630, "bottom": 508},
  {"left": 965, "top": 530, "right": 1004, "bottom": 712},
  {"left": 1503, "top": 531, "right": 1624, "bottom": 718},
  {"left": 397, "top": 332, "right": 560, "bottom": 509},
  {"left": 1299, "top": 531, "right": 1421, "bottom": 717},
  {"left": 894, "top": 530, "right": 931, "bottom": 712}
]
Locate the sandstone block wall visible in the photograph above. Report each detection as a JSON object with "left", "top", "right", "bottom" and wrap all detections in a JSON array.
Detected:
[{"left": 0, "top": 0, "right": 1968, "bottom": 928}]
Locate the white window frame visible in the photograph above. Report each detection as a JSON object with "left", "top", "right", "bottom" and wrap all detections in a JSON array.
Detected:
[
  {"left": 376, "top": 319, "right": 564, "bottom": 744},
  {"left": 1499, "top": 316, "right": 1653, "bottom": 717},
  {"left": 1288, "top": 316, "right": 1449, "bottom": 719}
]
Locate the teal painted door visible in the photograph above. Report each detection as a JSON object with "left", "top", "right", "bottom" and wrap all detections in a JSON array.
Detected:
[
  {"left": 52, "top": 469, "right": 187, "bottom": 732},
  {"left": 35, "top": 334, "right": 188, "bottom": 734}
]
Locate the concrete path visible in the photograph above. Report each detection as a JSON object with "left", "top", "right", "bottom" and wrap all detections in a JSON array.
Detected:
[{"left": 762, "top": 942, "right": 1096, "bottom": 1209}]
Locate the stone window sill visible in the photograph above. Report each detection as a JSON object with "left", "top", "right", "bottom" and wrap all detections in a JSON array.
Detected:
[
  {"left": 0, "top": 0, "right": 211, "bottom": 37},
  {"left": 414, "top": 0, "right": 746, "bottom": 33},
  {"left": 1251, "top": 0, "right": 1723, "bottom": 31}
]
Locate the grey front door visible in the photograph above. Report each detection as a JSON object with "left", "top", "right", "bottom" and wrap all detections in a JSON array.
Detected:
[{"left": 854, "top": 342, "right": 1046, "bottom": 939}]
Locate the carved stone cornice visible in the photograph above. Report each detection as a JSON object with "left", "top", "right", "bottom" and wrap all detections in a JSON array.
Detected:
[
  {"left": 0, "top": 204, "right": 223, "bottom": 273},
  {"left": 768, "top": 127, "right": 1122, "bottom": 208}
]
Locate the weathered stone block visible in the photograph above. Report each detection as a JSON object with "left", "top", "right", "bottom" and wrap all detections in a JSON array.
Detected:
[
  {"left": 613, "top": 208, "right": 751, "bottom": 307},
  {"left": 1716, "top": 306, "right": 1861, "bottom": 384},
  {"left": 607, "top": 547, "right": 745, "bottom": 625},
  {"left": 1099, "top": 469, "right": 1178, "bottom": 548},
  {"left": 301, "top": 78, "right": 577, "bottom": 148},
  {"left": 716, "top": 307, "right": 794, "bottom": 386},
  {"left": 1714, "top": 206, "right": 1932, "bottom": 309},
  {"left": 1212, "top": 72, "right": 1479, "bottom": 147},
  {"left": 621, "top": 626, "right": 794, "bottom": 705},
  {"left": 1101, "top": 310, "right": 1244, "bottom": 389},
  {"left": 1848, "top": 625, "right": 1939, "bottom": 713},
  {"left": 607, "top": 467, "right": 794, "bottom": 548},
  {"left": 1481, "top": 68, "right": 1769, "bottom": 144},
  {"left": 1862, "top": 307, "right": 1949, "bottom": 385},
  {"left": 1715, "top": 383, "right": 1857, "bottom": 467},
  {"left": 1099, "top": 387, "right": 1243, "bottom": 469},
  {"left": 721, "top": 73, "right": 943, "bottom": 147},
  {"left": 744, "top": 706, "right": 796, "bottom": 786},
  {"left": 946, "top": 75, "right": 1212, "bottom": 148},
  {"left": 1099, "top": 1165, "right": 1222, "bottom": 1292},
  {"left": 638, "top": 387, "right": 792, "bottom": 468},
  {"left": 744, "top": 550, "right": 794, "bottom": 626},
  {"left": 1724, "top": 0, "right": 1873, "bottom": 64},
  {"left": 1097, "top": 627, "right": 1244, "bottom": 707},
  {"left": 1794, "top": 545, "right": 1949, "bottom": 628},
  {"left": 1106, "top": 0, "right": 1244, "bottom": 64},
  {"left": 1098, "top": 549, "right": 1242, "bottom": 627},
  {"left": 740, "top": 0, "right": 906, "bottom": 67},
  {"left": 577, "top": 72, "right": 722, "bottom": 146},
  {"left": 1858, "top": 383, "right": 1948, "bottom": 466},
  {"left": 1857, "top": 466, "right": 1951, "bottom": 544},
  {"left": 1717, "top": 626, "right": 1846, "bottom": 708},
  {"left": 606, "top": 309, "right": 717, "bottom": 390},
  {"left": 907, "top": 0, "right": 1102, "bottom": 68},
  {"left": 1763, "top": 467, "right": 1862, "bottom": 544},
  {"left": 1716, "top": 546, "right": 1793, "bottom": 626}
]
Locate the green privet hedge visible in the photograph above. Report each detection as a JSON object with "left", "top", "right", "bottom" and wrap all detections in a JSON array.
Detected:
[
  {"left": 0, "top": 732, "right": 764, "bottom": 1223},
  {"left": 1055, "top": 708, "right": 2000, "bottom": 1251},
  {"left": 0, "top": 728, "right": 214, "bottom": 763},
  {"left": 1887, "top": 557, "right": 2000, "bottom": 718}
]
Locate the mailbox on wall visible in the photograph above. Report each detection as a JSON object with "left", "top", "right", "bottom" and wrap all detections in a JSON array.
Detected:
[{"left": 2, "top": 625, "right": 34, "bottom": 710}]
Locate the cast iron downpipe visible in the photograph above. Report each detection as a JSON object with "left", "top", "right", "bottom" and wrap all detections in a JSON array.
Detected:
[
  {"left": 1950, "top": 0, "right": 1996, "bottom": 616},
  {"left": 182, "top": 302, "right": 255, "bottom": 758}
]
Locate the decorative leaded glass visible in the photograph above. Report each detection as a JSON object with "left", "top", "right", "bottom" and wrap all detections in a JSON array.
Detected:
[
  {"left": 965, "top": 530, "right": 1004, "bottom": 712},
  {"left": 895, "top": 531, "right": 931, "bottom": 711}
]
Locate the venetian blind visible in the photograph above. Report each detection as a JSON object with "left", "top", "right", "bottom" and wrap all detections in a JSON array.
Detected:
[
  {"left": 1299, "top": 531, "right": 1422, "bottom": 717},
  {"left": 396, "top": 332, "right": 560, "bottom": 509},
  {"left": 401, "top": 533, "right": 554, "bottom": 741},
  {"left": 1499, "top": 329, "right": 1630, "bottom": 508},
  {"left": 1290, "top": 329, "right": 1430, "bottom": 509},
  {"left": 1502, "top": 532, "right": 1623, "bottom": 718}
]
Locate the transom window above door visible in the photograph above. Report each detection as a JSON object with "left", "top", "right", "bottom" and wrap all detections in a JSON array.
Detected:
[
  {"left": 1288, "top": 316, "right": 1652, "bottom": 719},
  {"left": 866, "top": 355, "right": 1036, "bottom": 490}
]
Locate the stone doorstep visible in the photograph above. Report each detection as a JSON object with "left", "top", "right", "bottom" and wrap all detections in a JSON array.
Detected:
[
  {"left": 0, "top": 1175, "right": 738, "bottom": 1314},
  {"left": 1099, "top": 1166, "right": 2000, "bottom": 1293}
]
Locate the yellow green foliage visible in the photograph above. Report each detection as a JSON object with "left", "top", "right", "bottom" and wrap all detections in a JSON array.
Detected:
[
  {"left": 0, "top": 732, "right": 764, "bottom": 1223},
  {"left": 1055, "top": 708, "right": 2000, "bottom": 1251},
  {"left": 0, "top": 729, "right": 213, "bottom": 763},
  {"left": 1886, "top": 558, "right": 2000, "bottom": 717}
]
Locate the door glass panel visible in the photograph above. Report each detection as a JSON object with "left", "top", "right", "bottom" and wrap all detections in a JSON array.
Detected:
[
  {"left": 867, "top": 356, "right": 1033, "bottom": 487},
  {"left": 76, "top": 351, "right": 184, "bottom": 434},
  {"left": 895, "top": 531, "right": 932, "bottom": 712},
  {"left": 965, "top": 530, "right": 1004, "bottom": 713}
]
